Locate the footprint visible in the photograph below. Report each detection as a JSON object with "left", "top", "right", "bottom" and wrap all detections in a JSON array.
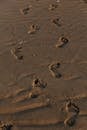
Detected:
[
  {"left": 11, "top": 46, "right": 23, "bottom": 60},
  {"left": 65, "top": 100, "right": 79, "bottom": 114},
  {"left": 0, "top": 123, "right": 13, "bottom": 130},
  {"left": 12, "top": 79, "right": 47, "bottom": 104},
  {"left": 64, "top": 113, "right": 77, "bottom": 127},
  {"left": 51, "top": 18, "right": 61, "bottom": 26},
  {"left": 32, "top": 78, "right": 47, "bottom": 89},
  {"left": 64, "top": 101, "right": 79, "bottom": 127},
  {"left": 49, "top": 62, "right": 62, "bottom": 78},
  {"left": 28, "top": 24, "right": 39, "bottom": 34},
  {"left": 56, "top": 36, "right": 69, "bottom": 48},
  {"left": 28, "top": 87, "right": 43, "bottom": 99},
  {"left": 48, "top": 4, "right": 58, "bottom": 10},
  {"left": 20, "top": 6, "right": 32, "bottom": 15},
  {"left": 83, "top": 0, "right": 87, "bottom": 3}
]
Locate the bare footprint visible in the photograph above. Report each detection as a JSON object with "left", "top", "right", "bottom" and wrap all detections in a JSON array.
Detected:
[
  {"left": 48, "top": 4, "right": 58, "bottom": 10},
  {"left": 0, "top": 123, "right": 13, "bottom": 130},
  {"left": 20, "top": 5, "right": 32, "bottom": 15},
  {"left": 49, "top": 62, "right": 62, "bottom": 78},
  {"left": 64, "top": 101, "right": 79, "bottom": 127},
  {"left": 65, "top": 101, "right": 79, "bottom": 114},
  {"left": 32, "top": 78, "right": 47, "bottom": 89},
  {"left": 29, "top": 87, "right": 44, "bottom": 99},
  {"left": 28, "top": 24, "right": 39, "bottom": 34},
  {"left": 51, "top": 18, "right": 61, "bottom": 26},
  {"left": 56, "top": 36, "right": 69, "bottom": 48},
  {"left": 12, "top": 78, "right": 47, "bottom": 104},
  {"left": 11, "top": 46, "right": 23, "bottom": 60},
  {"left": 64, "top": 113, "right": 77, "bottom": 127}
]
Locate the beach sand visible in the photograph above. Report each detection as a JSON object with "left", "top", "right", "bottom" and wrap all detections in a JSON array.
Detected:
[{"left": 0, "top": 0, "right": 87, "bottom": 130}]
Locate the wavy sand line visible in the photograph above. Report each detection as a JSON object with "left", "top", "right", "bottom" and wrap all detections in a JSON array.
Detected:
[
  {"left": 0, "top": 99, "right": 50, "bottom": 114},
  {"left": 70, "top": 94, "right": 87, "bottom": 100},
  {"left": 63, "top": 75, "right": 81, "bottom": 80},
  {"left": 9, "top": 111, "right": 87, "bottom": 127},
  {"left": 12, "top": 88, "right": 47, "bottom": 104},
  {"left": 7, "top": 72, "right": 35, "bottom": 88},
  {"left": 12, "top": 94, "right": 29, "bottom": 103},
  {"left": 58, "top": 93, "right": 87, "bottom": 102},
  {"left": 12, "top": 118, "right": 63, "bottom": 126},
  {"left": 12, "top": 91, "right": 42, "bottom": 104},
  {"left": 79, "top": 110, "right": 87, "bottom": 116},
  {"left": 0, "top": 88, "right": 30, "bottom": 101}
]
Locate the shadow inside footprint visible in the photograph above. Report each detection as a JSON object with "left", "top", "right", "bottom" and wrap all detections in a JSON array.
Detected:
[
  {"left": 83, "top": 0, "right": 87, "bottom": 3},
  {"left": 56, "top": 36, "right": 69, "bottom": 48},
  {"left": 49, "top": 62, "right": 62, "bottom": 78},
  {"left": 20, "top": 7, "right": 30, "bottom": 15},
  {"left": 65, "top": 100, "right": 80, "bottom": 114},
  {"left": 64, "top": 114, "right": 77, "bottom": 127},
  {"left": 52, "top": 18, "right": 61, "bottom": 27},
  {"left": 29, "top": 87, "right": 43, "bottom": 99},
  {"left": 49, "top": 4, "right": 58, "bottom": 10},
  {"left": 11, "top": 46, "right": 23, "bottom": 60},
  {"left": 1, "top": 124, "right": 13, "bottom": 130},
  {"left": 32, "top": 78, "right": 47, "bottom": 89},
  {"left": 28, "top": 24, "right": 40, "bottom": 34},
  {"left": 64, "top": 100, "right": 80, "bottom": 127}
]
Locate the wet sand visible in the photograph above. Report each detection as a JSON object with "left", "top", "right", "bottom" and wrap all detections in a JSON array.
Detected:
[{"left": 0, "top": 0, "right": 87, "bottom": 130}]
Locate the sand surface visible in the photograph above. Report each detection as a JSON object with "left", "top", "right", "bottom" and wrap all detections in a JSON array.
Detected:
[{"left": 0, "top": 0, "right": 87, "bottom": 130}]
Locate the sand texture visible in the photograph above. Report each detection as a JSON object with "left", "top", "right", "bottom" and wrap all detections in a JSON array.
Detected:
[{"left": 0, "top": 0, "right": 87, "bottom": 130}]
